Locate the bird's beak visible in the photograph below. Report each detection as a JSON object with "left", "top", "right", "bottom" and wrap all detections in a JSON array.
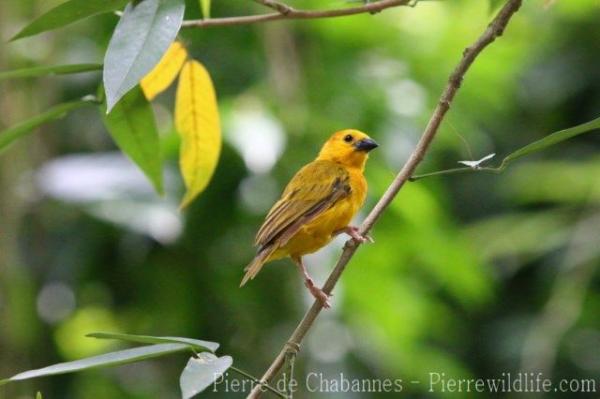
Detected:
[{"left": 354, "top": 138, "right": 379, "bottom": 152}]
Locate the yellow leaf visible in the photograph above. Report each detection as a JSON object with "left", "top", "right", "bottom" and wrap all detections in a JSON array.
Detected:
[
  {"left": 140, "top": 41, "right": 187, "bottom": 101},
  {"left": 200, "top": 0, "right": 211, "bottom": 18},
  {"left": 175, "top": 60, "right": 221, "bottom": 209}
]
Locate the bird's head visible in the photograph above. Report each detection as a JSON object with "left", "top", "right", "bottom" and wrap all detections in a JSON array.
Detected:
[{"left": 317, "top": 129, "right": 378, "bottom": 170}]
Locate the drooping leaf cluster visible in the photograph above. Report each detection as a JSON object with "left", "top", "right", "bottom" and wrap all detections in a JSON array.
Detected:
[{"left": 2, "top": 0, "right": 220, "bottom": 208}]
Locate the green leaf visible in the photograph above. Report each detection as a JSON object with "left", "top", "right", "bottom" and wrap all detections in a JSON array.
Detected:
[
  {"left": 0, "top": 343, "right": 190, "bottom": 386},
  {"left": 11, "top": 0, "right": 129, "bottom": 41},
  {"left": 0, "top": 98, "right": 96, "bottom": 154},
  {"left": 36, "top": 392, "right": 42, "bottom": 399},
  {"left": 100, "top": 86, "right": 164, "bottom": 194},
  {"left": 87, "top": 332, "right": 219, "bottom": 353},
  {"left": 103, "top": 0, "right": 185, "bottom": 112},
  {"left": 498, "top": 116, "right": 600, "bottom": 169},
  {"left": 200, "top": 0, "right": 211, "bottom": 19},
  {"left": 180, "top": 353, "right": 233, "bottom": 399},
  {"left": 0, "top": 64, "right": 102, "bottom": 82}
]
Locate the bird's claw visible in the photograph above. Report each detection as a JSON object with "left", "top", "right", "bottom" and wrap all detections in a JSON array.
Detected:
[
  {"left": 357, "top": 234, "right": 375, "bottom": 244},
  {"left": 346, "top": 226, "right": 374, "bottom": 244},
  {"left": 304, "top": 278, "right": 331, "bottom": 308}
]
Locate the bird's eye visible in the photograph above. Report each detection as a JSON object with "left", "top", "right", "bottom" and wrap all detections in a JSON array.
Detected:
[{"left": 343, "top": 134, "right": 353, "bottom": 143}]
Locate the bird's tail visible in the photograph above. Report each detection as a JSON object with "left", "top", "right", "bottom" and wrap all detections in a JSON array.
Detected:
[{"left": 240, "top": 246, "right": 275, "bottom": 287}]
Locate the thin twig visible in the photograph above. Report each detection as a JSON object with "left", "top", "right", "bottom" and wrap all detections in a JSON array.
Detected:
[
  {"left": 229, "top": 366, "right": 287, "bottom": 398},
  {"left": 253, "top": 0, "right": 293, "bottom": 15},
  {"left": 181, "top": 0, "right": 412, "bottom": 28},
  {"left": 409, "top": 166, "right": 501, "bottom": 181},
  {"left": 246, "top": 0, "right": 523, "bottom": 397}
]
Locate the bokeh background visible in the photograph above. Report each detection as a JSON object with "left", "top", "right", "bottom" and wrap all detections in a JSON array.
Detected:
[{"left": 1, "top": 0, "right": 599, "bottom": 398}]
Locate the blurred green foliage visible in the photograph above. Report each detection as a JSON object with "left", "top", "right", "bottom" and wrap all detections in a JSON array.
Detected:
[{"left": 0, "top": 0, "right": 599, "bottom": 398}]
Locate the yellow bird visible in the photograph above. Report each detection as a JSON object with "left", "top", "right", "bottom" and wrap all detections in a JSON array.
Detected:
[{"left": 240, "top": 129, "right": 378, "bottom": 307}]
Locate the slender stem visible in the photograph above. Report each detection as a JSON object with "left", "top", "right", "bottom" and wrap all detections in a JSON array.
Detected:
[
  {"left": 181, "top": 0, "right": 412, "bottom": 28},
  {"left": 229, "top": 366, "right": 287, "bottom": 398},
  {"left": 409, "top": 166, "right": 501, "bottom": 181},
  {"left": 246, "top": 0, "right": 523, "bottom": 397},
  {"left": 253, "top": 0, "right": 293, "bottom": 15}
]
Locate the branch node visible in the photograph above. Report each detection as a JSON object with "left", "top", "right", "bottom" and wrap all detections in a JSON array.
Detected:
[
  {"left": 257, "top": 0, "right": 294, "bottom": 15},
  {"left": 439, "top": 99, "right": 451, "bottom": 109},
  {"left": 183, "top": 0, "right": 412, "bottom": 29},
  {"left": 449, "top": 74, "right": 463, "bottom": 88},
  {"left": 284, "top": 341, "right": 300, "bottom": 354},
  {"left": 343, "top": 239, "right": 358, "bottom": 251}
]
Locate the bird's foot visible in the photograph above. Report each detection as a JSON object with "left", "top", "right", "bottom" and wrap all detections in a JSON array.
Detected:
[
  {"left": 304, "top": 278, "right": 331, "bottom": 308},
  {"left": 344, "top": 226, "right": 374, "bottom": 244}
]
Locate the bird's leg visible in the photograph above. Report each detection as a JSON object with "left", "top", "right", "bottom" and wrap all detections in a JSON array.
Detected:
[
  {"left": 292, "top": 256, "right": 331, "bottom": 308},
  {"left": 334, "top": 226, "right": 374, "bottom": 244}
]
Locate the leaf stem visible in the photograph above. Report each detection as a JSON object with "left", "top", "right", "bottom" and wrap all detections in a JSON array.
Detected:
[
  {"left": 410, "top": 115, "right": 600, "bottom": 181},
  {"left": 409, "top": 166, "right": 501, "bottom": 181}
]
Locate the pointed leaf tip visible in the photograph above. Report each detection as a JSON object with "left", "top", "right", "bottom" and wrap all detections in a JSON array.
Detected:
[
  {"left": 87, "top": 332, "right": 219, "bottom": 353},
  {"left": 500, "top": 117, "right": 600, "bottom": 168},
  {"left": 0, "top": 99, "right": 95, "bottom": 154},
  {"left": 200, "top": 0, "right": 211, "bottom": 19},
  {"left": 11, "top": 0, "right": 129, "bottom": 41},
  {"left": 103, "top": 0, "right": 185, "bottom": 111},
  {"left": 0, "top": 64, "right": 102, "bottom": 82},
  {"left": 101, "top": 86, "right": 164, "bottom": 194},
  {"left": 2, "top": 344, "right": 189, "bottom": 385},
  {"left": 180, "top": 354, "right": 233, "bottom": 399},
  {"left": 175, "top": 60, "right": 222, "bottom": 209},
  {"left": 140, "top": 41, "right": 188, "bottom": 101}
]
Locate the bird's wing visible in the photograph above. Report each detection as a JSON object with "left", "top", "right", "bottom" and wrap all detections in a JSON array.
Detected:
[{"left": 254, "top": 160, "right": 351, "bottom": 250}]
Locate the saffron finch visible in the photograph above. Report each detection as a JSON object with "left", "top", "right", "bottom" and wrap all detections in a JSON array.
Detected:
[{"left": 240, "top": 130, "right": 378, "bottom": 307}]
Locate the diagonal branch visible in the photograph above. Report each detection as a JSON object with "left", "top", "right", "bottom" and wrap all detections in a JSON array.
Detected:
[
  {"left": 181, "top": 0, "right": 412, "bottom": 28},
  {"left": 246, "top": 0, "right": 523, "bottom": 397}
]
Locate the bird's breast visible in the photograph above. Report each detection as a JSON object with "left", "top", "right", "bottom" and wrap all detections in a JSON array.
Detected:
[{"left": 281, "top": 169, "right": 367, "bottom": 257}]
